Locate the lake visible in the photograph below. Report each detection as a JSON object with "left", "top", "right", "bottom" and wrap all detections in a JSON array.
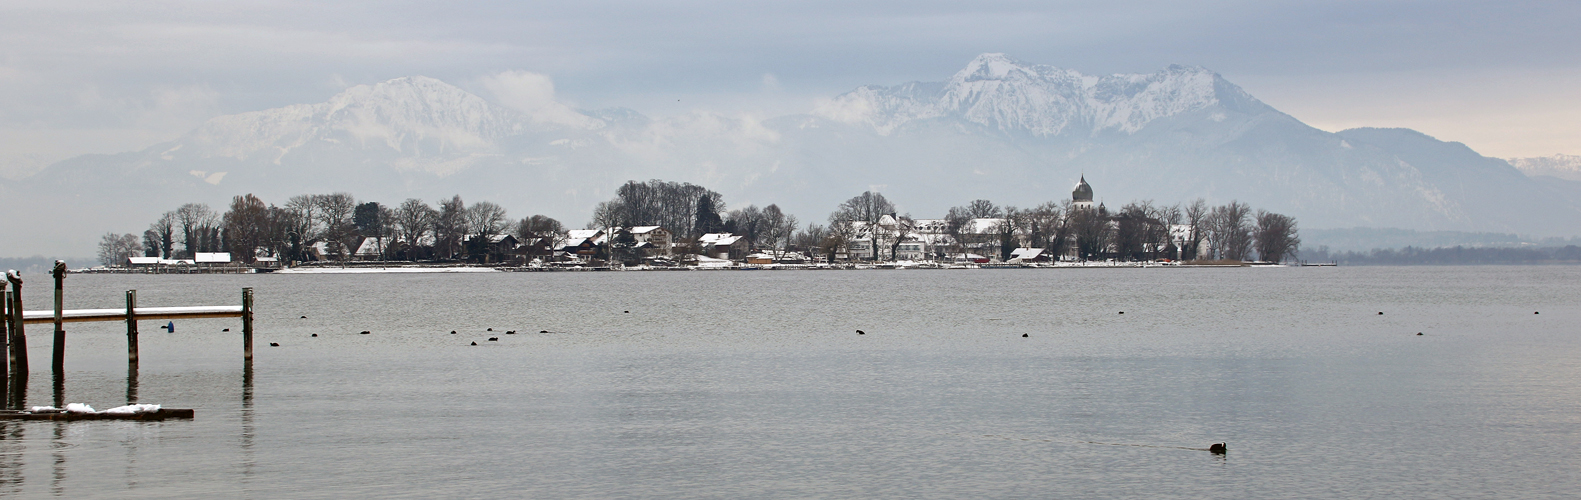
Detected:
[{"left": 1, "top": 266, "right": 1578, "bottom": 498}]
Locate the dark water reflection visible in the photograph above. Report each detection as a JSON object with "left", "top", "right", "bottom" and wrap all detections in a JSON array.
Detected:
[{"left": 0, "top": 266, "right": 1578, "bottom": 498}]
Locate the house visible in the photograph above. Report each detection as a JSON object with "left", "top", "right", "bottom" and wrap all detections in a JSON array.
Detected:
[
  {"left": 1008, "top": 247, "right": 1051, "bottom": 262},
  {"left": 696, "top": 233, "right": 748, "bottom": 260},
  {"left": 194, "top": 252, "right": 231, "bottom": 264},
  {"left": 626, "top": 226, "right": 672, "bottom": 255},
  {"left": 462, "top": 234, "right": 519, "bottom": 263},
  {"left": 355, "top": 238, "right": 395, "bottom": 260},
  {"left": 558, "top": 229, "right": 605, "bottom": 260}
]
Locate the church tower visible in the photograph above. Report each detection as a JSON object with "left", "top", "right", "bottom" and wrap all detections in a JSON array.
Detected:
[{"left": 1072, "top": 176, "right": 1095, "bottom": 211}]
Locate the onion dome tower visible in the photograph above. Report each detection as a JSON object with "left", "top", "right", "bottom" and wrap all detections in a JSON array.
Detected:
[{"left": 1072, "top": 176, "right": 1095, "bottom": 210}]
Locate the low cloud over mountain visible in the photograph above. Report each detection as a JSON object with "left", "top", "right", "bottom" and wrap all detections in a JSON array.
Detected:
[{"left": 9, "top": 54, "right": 1580, "bottom": 256}]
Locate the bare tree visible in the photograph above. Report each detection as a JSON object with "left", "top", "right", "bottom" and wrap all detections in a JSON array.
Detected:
[
  {"left": 1209, "top": 201, "right": 1254, "bottom": 261},
  {"left": 222, "top": 194, "right": 270, "bottom": 263},
  {"left": 435, "top": 195, "right": 466, "bottom": 259},
  {"left": 283, "top": 195, "right": 322, "bottom": 261},
  {"left": 315, "top": 193, "right": 358, "bottom": 261},
  {"left": 175, "top": 203, "right": 216, "bottom": 258},
  {"left": 147, "top": 212, "right": 176, "bottom": 259},
  {"left": 1072, "top": 204, "right": 1111, "bottom": 261},
  {"left": 1254, "top": 210, "right": 1301, "bottom": 263},
  {"left": 588, "top": 199, "right": 626, "bottom": 230},
  {"left": 964, "top": 199, "right": 1001, "bottom": 218},
  {"left": 394, "top": 198, "right": 438, "bottom": 259},
  {"left": 608, "top": 180, "right": 725, "bottom": 237},
  {"left": 726, "top": 205, "right": 768, "bottom": 249},
  {"left": 514, "top": 215, "right": 564, "bottom": 261},
  {"left": 1183, "top": 198, "right": 1209, "bottom": 260},
  {"left": 831, "top": 191, "right": 894, "bottom": 260},
  {"left": 97, "top": 233, "right": 143, "bottom": 266},
  {"left": 793, "top": 223, "right": 827, "bottom": 257},
  {"left": 760, "top": 204, "right": 798, "bottom": 259}
]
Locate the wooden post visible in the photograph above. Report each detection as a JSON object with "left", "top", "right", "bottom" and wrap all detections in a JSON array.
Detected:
[
  {"left": 1, "top": 281, "right": 9, "bottom": 407},
  {"left": 52, "top": 261, "right": 66, "bottom": 373},
  {"left": 242, "top": 287, "right": 253, "bottom": 360},
  {"left": 6, "top": 271, "right": 25, "bottom": 375},
  {"left": 126, "top": 290, "right": 139, "bottom": 365}
]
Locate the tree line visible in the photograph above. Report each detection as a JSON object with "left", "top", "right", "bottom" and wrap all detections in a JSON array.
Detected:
[
  {"left": 97, "top": 179, "right": 1301, "bottom": 266},
  {"left": 99, "top": 193, "right": 563, "bottom": 264}
]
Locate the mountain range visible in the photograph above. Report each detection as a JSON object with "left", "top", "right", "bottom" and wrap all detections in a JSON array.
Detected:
[{"left": 6, "top": 53, "right": 1580, "bottom": 257}]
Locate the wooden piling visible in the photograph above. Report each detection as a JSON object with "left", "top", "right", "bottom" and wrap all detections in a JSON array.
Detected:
[
  {"left": 6, "top": 271, "right": 25, "bottom": 375},
  {"left": 1, "top": 281, "right": 9, "bottom": 407},
  {"left": 242, "top": 287, "right": 253, "bottom": 360},
  {"left": 52, "top": 261, "right": 66, "bottom": 373},
  {"left": 126, "top": 290, "right": 138, "bottom": 365}
]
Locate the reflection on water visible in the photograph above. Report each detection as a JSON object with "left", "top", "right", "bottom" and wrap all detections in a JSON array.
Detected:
[
  {"left": 0, "top": 267, "right": 1577, "bottom": 498},
  {"left": 125, "top": 364, "right": 137, "bottom": 405},
  {"left": 240, "top": 359, "right": 254, "bottom": 484}
]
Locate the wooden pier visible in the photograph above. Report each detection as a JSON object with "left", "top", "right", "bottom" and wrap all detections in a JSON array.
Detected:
[{"left": 3, "top": 262, "right": 254, "bottom": 411}]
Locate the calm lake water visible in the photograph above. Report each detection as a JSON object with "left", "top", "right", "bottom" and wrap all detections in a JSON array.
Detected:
[{"left": 1, "top": 266, "right": 1578, "bottom": 498}]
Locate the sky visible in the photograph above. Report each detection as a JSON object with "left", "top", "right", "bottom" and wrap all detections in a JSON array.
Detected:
[{"left": 2, "top": 0, "right": 1579, "bottom": 179}]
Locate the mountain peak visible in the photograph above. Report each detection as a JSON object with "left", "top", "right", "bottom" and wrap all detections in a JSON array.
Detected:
[
  {"left": 955, "top": 53, "right": 1035, "bottom": 81},
  {"left": 817, "top": 54, "right": 1262, "bottom": 137}
]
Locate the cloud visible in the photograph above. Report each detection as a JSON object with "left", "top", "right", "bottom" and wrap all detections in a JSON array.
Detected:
[{"left": 479, "top": 70, "right": 601, "bottom": 129}]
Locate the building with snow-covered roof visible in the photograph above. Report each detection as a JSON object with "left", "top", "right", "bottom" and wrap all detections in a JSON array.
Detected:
[{"left": 696, "top": 233, "right": 748, "bottom": 260}]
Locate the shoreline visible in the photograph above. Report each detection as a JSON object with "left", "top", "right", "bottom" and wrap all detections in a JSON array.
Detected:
[{"left": 74, "top": 260, "right": 1291, "bottom": 274}]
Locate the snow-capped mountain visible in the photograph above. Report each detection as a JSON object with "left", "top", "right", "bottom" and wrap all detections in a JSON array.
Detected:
[
  {"left": 9, "top": 53, "right": 1581, "bottom": 256},
  {"left": 813, "top": 53, "right": 1266, "bottom": 137}
]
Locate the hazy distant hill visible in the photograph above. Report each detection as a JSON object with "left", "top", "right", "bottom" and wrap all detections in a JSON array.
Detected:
[{"left": 9, "top": 53, "right": 1581, "bottom": 256}]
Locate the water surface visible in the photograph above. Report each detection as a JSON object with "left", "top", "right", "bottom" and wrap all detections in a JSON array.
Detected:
[{"left": 2, "top": 267, "right": 1578, "bottom": 498}]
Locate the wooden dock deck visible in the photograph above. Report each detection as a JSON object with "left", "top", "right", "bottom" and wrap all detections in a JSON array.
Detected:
[{"left": 0, "top": 409, "right": 195, "bottom": 421}]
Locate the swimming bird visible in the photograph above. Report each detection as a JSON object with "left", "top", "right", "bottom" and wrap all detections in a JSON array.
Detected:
[
  {"left": 487, "top": 328, "right": 493, "bottom": 331},
  {"left": 301, "top": 316, "right": 307, "bottom": 319},
  {"left": 269, "top": 343, "right": 280, "bottom": 347},
  {"left": 1417, "top": 332, "right": 1424, "bottom": 336},
  {"left": 1535, "top": 311, "right": 1540, "bottom": 314},
  {"left": 1118, "top": 311, "right": 1124, "bottom": 315},
  {"left": 470, "top": 341, "right": 477, "bottom": 346},
  {"left": 451, "top": 330, "right": 457, "bottom": 334},
  {"left": 488, "top": 337, "right": 498, "bottom": 341},
  {"left": 1378, "top": 312, "right": 1384, "bottom": 315},
  {"left": 1209, "top": 443, "right": 1227, "bottom": 454},
  {"left": 506, "top": 331, "right": 515, "bottom": 334},
  {"left": 222, "top": 328, "right": 230, "bottom": 332},
  {"left": 539, "top": 330, "right": 549, "bottom": 333},
  {"left": 1022, "top": 334, "right": 1028, "bottom": 338},
  {"left": 359, "top": 331, "right": 370, "bottom": 335},
  {"left": 624, "top": 310, "right": 630, "bottom": 313},
  {"left": 857, "top": 330, "right": 865, "bottom": 335},
  {"left": 311, "top": 334, "right": 318, "bottom": 337}
]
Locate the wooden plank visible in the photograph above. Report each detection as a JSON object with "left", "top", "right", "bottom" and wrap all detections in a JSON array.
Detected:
[
  {"left": 21, "top": 306, "right": 243, "bottom": 324},
  {"left": 0, "top": 408, "right": 194, "bottom": 421}
]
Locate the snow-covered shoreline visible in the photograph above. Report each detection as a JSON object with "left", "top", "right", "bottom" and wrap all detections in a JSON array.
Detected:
[{"left": 273, "top": 266, "right": 501, "bottom": 274}]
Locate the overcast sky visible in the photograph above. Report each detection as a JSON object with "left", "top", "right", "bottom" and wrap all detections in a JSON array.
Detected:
[{"left": 3, "top": 0, "right": 1578, "bottom": 178}]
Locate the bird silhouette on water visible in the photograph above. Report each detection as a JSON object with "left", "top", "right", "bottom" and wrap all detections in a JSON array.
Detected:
[
  {"left": 269, "top": 343, "right": 280, "bottom": 347},
  {"left": 856, "top": 330, "right": 865, "bottom": 335},
  {"left": 470, "top": 341, "right": 477, "bottom": 346},
  {"left": 1022, "top": 334, "right": 1028, "bottom": 338},
  {"left": 359, "top": 331, "right": 370, "bottom": 335},
  {"left": 488, "top": 337, "right": 499, "bottom": 341},
  {"left": 1209, "top": 443, "right": 1227, "bottom": 454}
]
